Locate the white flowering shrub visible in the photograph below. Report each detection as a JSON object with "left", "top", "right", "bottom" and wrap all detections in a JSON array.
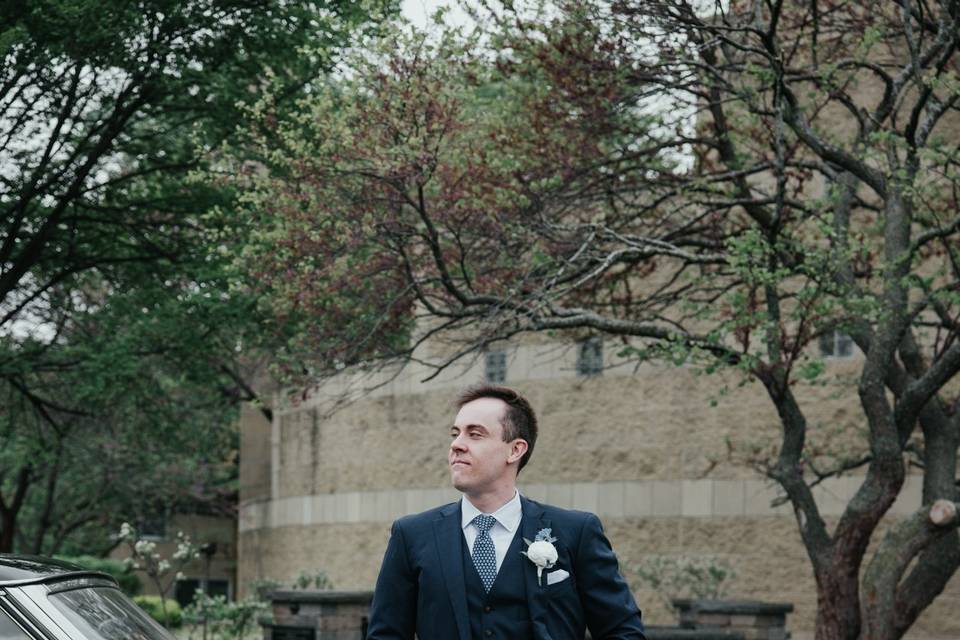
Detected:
[{"left": 118, "top": 523, "right": 201, "bottom": 628}]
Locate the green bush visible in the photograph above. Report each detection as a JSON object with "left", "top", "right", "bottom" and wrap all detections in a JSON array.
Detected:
[
  {"left": 54, "top": 555, "right": 142, "bottom": 596},
  {"left": 249, "top": 577, "right": 284, "bottom": 601},
  {"left": 133, "top": 595, "right": 183, "bottom": 628},
  {"left": 184, "top": 593, "right": 267, "bottom": 640},
  {"left": 292, "top": 569, "right": 333, "bottom": 591}
]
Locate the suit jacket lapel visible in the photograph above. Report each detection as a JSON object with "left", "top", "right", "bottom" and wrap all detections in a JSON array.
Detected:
[
  {"left": 433, "top": 501, "right": 470, "bottom": 640},
  {"left": 520, "top": 496, "right": 551, "bottom": 635}
]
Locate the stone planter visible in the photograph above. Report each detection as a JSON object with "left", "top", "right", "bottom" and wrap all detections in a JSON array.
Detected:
[
  {"left": 644, "top": 626, "right": 745, "bottom": 640},
  {"left": 261, "top": 590, "right": 373, "bottom": 640},
  {"left": 671, "top": 599, "right": 794, "bottom": 640}
]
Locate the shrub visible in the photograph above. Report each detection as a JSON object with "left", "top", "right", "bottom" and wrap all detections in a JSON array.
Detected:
[
  {"left": 184, "top": 593, "right": 267, "bottom": 640},
  {"left": 292, "top": 569, "right": 333, "bottom": 591},
  {"left": 54, "top": 555, "right": 142, "bottom": 596},
  {"left": 633, "top": 554, "right": 737, "bottom": 621},
  {"left": 249, "top": 577, "right": 284, "bottom": 601},
  {"left": 133, "top": 595, "right": 183, "bottom": 628}
]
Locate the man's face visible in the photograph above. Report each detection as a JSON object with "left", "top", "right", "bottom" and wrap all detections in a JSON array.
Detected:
[{"left": 449, "top": 397, "right": 526, "bottom": 497}]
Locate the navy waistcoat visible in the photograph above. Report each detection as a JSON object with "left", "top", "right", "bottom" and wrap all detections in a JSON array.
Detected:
[{"left": 461, "top": 526, "right": 534, "bottom": 640}]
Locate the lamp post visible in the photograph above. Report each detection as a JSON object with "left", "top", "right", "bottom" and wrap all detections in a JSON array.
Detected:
[{"left": 199, "top": 542, "right": 217, "bottom": 640}]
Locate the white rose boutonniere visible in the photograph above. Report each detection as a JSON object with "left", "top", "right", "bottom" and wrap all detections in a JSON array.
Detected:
[{"left": 522, "top": 528, "right": 558, "bottom": 585}]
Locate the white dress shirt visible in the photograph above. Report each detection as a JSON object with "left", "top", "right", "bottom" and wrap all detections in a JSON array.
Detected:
[{"left": 461, "top": 490, "right": 522, "bottom": 573}]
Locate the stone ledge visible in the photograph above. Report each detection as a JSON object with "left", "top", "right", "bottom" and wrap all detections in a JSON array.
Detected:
[
  {"left": 269, "top": 590, "right": 374, "bottom": 605},
  {"left": 673, "top": 599, "right": 794, "bottom": 616},
  {"left": 645, "top": 627, "right": 745, "bottom": 640}
]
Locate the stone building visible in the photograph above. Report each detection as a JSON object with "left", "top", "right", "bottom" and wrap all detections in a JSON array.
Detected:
[{"left": 237, "top": 339, "right": 960, "bottom": 639}]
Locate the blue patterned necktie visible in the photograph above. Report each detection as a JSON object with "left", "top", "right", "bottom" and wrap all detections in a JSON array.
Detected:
[{"left": 471, "top": 514, "right": 498, "bottom": 592}]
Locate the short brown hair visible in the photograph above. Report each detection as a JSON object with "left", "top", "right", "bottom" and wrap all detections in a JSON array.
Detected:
[{"left": 456, "top": 384, "right": 538, "bottom": 472}]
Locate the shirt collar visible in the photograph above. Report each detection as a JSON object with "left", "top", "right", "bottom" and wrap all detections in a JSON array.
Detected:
[{"left": 461, "top": 490, "right": 522, "bottom": 533}]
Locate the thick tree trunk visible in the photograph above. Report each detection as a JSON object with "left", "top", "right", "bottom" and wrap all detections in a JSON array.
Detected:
[
  {"left": 0, "top": 510, "right": 15, "bottom": 553},
  {"left": 0, "top": 465, "right": 32, "bottom": 553},
  {"left": 31, "top": 445, "right": 62, "bottom": 555},
  {"left": 815, "top": 565, "right": 861, "bottom": 640},
  {"left": 861, "top": 502, "right": 960, "bottom": 640}
]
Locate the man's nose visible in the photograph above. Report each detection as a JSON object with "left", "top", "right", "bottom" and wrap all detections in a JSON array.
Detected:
[{"left": 450, "top": 435, "right": 467, "bottom": 451}]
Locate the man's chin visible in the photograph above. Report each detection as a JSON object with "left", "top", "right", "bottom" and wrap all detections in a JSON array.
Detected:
[{"left": 450, "top": 473, "right": 471, "bottom": 493}]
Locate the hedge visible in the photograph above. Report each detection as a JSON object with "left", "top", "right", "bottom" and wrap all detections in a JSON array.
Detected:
[{"left": 133, "top": 595, "right": 183, "bottom": 628}]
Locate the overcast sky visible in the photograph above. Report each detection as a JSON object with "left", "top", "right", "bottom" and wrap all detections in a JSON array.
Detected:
[{"left": 401, "top": 0, "right": 474, "bottom": 29}]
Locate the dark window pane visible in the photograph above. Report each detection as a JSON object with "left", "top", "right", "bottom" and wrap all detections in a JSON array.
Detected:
[
  {"left": 138, "top": 514, "right": 166, "bottom": 539},
  {"left": 175, "top": 579, "right": 230, "bottom": 608},
  {"left": 577, "top": 338, "right": 603, "bottom": 377},
  {"left": 818, "top": 332, "right": 834, "bottom": 356},
  {"left": 484, "top": 351, "right": 507, "bottom": 383},
  {"left": 819, "top": 330, "right": 854, "bottom": 358},
  {"left": 836, "top": 332, "right": 854, "bottom": 357}
]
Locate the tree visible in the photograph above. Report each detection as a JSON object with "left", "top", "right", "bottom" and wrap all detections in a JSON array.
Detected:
[
  {"left": 0, "top": 273, "right": 246, "bottom": 555},
  {"left": 236, "top": 2, "right": 960, "bottom": 638},
  {"left": 0, "top": 0, "right": 384, "bottom": 329},
  {"left": 0, "top": 0, "right": 396, "bottom": 554}
]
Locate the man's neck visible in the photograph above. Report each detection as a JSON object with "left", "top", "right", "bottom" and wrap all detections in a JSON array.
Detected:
[{"left": 464, "top": 485, "right": 517, "bottom": 514}]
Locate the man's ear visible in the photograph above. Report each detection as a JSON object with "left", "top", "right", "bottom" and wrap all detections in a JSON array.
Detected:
[{"left": 508, "top": 439, "right": 528, "bottom": 464}]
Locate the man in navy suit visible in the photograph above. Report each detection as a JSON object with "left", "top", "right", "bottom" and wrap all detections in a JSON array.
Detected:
[{"left": 367, "top": 384, "right": 646, "bottom": 640}]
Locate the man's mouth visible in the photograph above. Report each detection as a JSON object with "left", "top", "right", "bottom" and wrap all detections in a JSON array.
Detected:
[{"left": 451, "top": 460, "right": 470, "bottom": 467}]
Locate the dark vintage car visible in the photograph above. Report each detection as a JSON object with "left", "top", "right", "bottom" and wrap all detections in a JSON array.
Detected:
[{"left": 0, "top": 555, "right": 174, "bottom": 640}]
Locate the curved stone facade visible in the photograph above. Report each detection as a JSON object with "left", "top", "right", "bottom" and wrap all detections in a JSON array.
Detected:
[{"left": 238, "top": 341, "right": 960, "bottom": 639}]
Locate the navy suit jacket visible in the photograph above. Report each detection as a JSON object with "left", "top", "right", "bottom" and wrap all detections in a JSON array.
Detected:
[{"left": 366, "top": 495, "right": 646, "bottom": 640}]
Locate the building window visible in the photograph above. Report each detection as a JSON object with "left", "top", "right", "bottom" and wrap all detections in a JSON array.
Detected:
[
  {"left": 175, "top": 578, "right": 231, "bottom": 607},
  {"left": 819, "top": 330, "right": 854, "bottom": 358},
  {"left": 485, "top": 350, "right": 507, "bottom": 384},
  {"left": 137, "top": 513, "right": 166, "bottom": 540},
  {"left": 576, "top": 337, "right": 603, "bottom": 377}
]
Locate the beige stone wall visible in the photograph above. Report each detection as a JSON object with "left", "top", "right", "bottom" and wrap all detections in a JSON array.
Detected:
[
  {"left": 238, "top": 341, "right": 960, "bottom": 638},
  {"left": 239, "top": 402, "right": 272, "bottom": 504},
  {"left": 262, "top": 362, "right": 850, "bottom": 494}
]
